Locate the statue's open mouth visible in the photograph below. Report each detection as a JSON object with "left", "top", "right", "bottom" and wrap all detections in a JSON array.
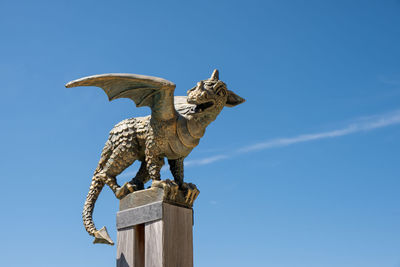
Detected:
[{"left": 194, "top": 101, "right": 214, "bottom": 113}]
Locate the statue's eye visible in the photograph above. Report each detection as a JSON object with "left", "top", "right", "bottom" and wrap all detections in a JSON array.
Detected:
[
  {"left": 213, "top": 80, "right": 226, "bottom": 96},
  {"left": 216, "top": 88, "right": 226, "bottom": 96}
]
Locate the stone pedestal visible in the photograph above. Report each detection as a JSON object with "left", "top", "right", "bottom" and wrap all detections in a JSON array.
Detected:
[{"left": 116, "top": 187, "right": 194, "bottom": 267}]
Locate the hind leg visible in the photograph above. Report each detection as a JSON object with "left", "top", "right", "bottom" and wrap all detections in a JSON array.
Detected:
[
  {"left": 101, "top": 173, "right": 120, "bottom": 193},
  {"left": 129, "top": 161, "right": 148, "bottom": 190},
  {"left": 94, "top": 169, "right": 135, "bottom": 199},
  {"left": 98, "top": 144, "right": 139, "bottom": 199}
]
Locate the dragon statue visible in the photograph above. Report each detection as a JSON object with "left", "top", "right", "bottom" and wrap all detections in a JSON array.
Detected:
[{"left": 66, "top": 70, "right": 245, "bottom": 245}]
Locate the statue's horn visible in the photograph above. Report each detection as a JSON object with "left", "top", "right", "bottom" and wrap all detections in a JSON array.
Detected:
[{"left": 210, "top": 69, "right": 219, "bottom": 80}]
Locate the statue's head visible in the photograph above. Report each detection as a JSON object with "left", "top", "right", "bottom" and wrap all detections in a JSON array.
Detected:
[{"left": 186, "top": 69, "right": 245, "bottom": 119}]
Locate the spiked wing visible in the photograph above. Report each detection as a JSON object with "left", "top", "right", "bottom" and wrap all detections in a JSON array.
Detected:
[{"left": 66, "top": 73, "right": 176, "bottom": 121}]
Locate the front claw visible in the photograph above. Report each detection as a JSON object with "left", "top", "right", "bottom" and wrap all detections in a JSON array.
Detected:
[
  {"left": 151, "top": 179, "right": 179, "bottom": 200},
  {"left": 182, "top": 183, "right": 200, "bottom": 206},
  {"left": 115, "top": 182, "right": 135, "bottom": 199}
]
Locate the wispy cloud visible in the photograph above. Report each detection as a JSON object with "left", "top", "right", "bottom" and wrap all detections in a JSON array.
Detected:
[
  {"left": 185, "top": 110, "right": 400, "bottom": 166},
  {"left": 184, "top": 155, "right": 229, "bottom": 166},
  {"left": 379, "top": 74, "right": 400, "bottom": 86}
]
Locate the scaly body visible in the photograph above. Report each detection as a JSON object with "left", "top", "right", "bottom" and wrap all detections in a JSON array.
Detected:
[{"left": 66, "top": 70, "right": 245, "bottom": 245}]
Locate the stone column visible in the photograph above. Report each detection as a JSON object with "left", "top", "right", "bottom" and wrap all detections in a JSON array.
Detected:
[{"left": 116, "top": 187, "right": 194, "bottom": 267}]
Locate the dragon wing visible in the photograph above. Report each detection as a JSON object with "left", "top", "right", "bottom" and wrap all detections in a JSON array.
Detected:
[{"left": 66, "top": 73, "right": 176, "bottom": 121}]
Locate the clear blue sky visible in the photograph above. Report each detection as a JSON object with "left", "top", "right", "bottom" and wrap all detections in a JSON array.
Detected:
[{"left": 1, "top": 0, "right": 400, "bottom": 266}]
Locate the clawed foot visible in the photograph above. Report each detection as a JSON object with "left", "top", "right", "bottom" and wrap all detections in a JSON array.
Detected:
[
  {"left": 115, "top": 182, "right": 136, "bottom": 199},
  {"left": 151, "top": 179, "right": 179, "bottom": 200},
  {"left": 182, "top": 182, "right": 200, "bottom": 206},
  {"left": 151, "top": 180, "right": 200, "bottom": 206}
]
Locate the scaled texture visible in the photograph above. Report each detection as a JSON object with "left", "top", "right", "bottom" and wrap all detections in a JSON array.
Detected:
[{"left": 66, "top": 69, "right": 245, "bottom": 245}]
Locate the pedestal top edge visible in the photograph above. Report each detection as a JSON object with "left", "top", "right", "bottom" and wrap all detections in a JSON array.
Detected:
[{"left": 119, "top": 187, "right": 194, "bottom": 211}]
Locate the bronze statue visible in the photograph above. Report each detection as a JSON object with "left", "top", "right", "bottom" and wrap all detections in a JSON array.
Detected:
[{"left": 66, "top": 70, "right": 245, "bottom": 245}]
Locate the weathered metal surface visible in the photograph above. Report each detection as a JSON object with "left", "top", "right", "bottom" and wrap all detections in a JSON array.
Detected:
[
  {"left": 117, "top": 202, "right": 163, "bottom": 230},
  {"left": 119, "top": 187, "right": 165, "bottom": 211},
  {"left": 66, "top": 69, "right": 245, "bottom": 245},
  {"left": 117, "top": 192, "right": 193, "bottom": 267},
  {"left": 120, "top": 187, "right": 196, "bottom": 211},
  {"left": 117, "top": 187, "right": 194, "bottom": 229}
]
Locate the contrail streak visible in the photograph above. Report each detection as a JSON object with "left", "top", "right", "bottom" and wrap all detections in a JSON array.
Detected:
[{"left": 185, "top": 110, "right": 400, "bottom": 166}]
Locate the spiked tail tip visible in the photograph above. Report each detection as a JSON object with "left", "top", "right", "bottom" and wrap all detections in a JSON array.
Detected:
[{"left": 93, "top": 226, "right": 114, "bottom": 245}]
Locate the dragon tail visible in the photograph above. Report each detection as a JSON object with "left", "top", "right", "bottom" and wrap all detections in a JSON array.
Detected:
[{"left": 82, "top": 173, "right": 114, "bottom": 245}]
